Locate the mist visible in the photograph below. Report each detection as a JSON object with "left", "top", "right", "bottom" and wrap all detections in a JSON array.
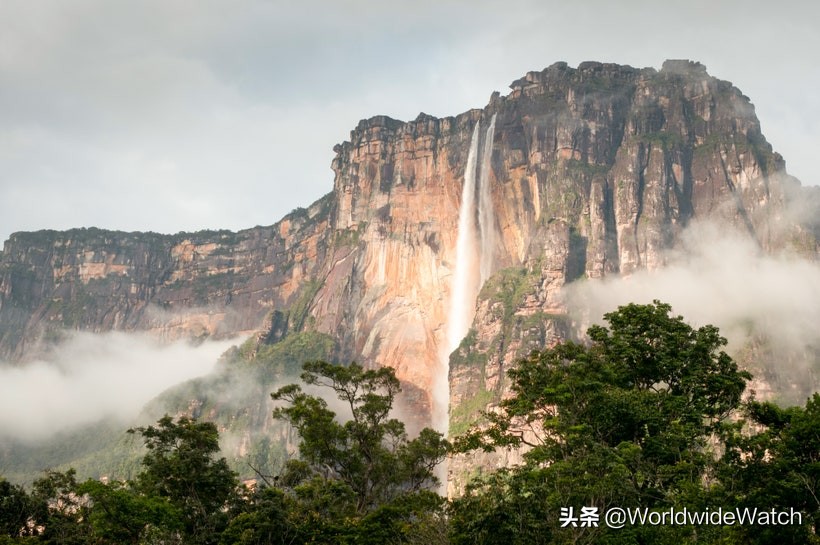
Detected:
[
  {"left": 0, "top": 332, "right": 237, "bottom": 443},
  {"left": 564, "top": 221, "right": 820, "bottom": 402}
]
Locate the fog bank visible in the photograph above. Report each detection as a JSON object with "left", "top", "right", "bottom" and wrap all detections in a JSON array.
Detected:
[
  {"left": 564, "top": 222, "right": 820, "bottom": 402},
  {"left": 0, "top": 332, "right": 236, "bottom": 442}
]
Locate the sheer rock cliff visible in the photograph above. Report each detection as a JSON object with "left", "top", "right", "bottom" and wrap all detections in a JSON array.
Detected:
[{"left": 1, "top": 60, "right": 817, "bottom": 488}]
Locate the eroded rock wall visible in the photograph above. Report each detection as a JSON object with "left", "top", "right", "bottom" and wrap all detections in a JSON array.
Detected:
[
  {"left": 1, "top": 60, "right": 817, "bottom": 491},
  {"left": 0, "top": 195, "right": 335, "bottom": 360}
]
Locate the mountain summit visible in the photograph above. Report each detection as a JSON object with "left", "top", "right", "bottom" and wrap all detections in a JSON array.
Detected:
[{"left": 1, "top": 61, "right": 817, "bottom": 488}]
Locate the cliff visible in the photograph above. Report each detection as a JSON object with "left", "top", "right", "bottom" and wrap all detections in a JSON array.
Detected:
[
  {"left": 1, "top": 60, "right": 817, "bottom": 489},
  {"left": 0, "top": 196, "right": 335, "bottom": 359}
]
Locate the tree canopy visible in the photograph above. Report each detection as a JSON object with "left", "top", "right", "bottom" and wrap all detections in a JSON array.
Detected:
[
  {"left": 2, "top": 301, "right": 817, "bottom": 544},
  {"left": 450, "top": 301, "right": 816, "bottom": 544},
  {"left": 268, "top": 360, "right": 449, "bottom": 543}
]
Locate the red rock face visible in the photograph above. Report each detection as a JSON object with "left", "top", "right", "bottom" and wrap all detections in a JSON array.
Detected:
[
  {"left": 0, "top": 204, "right": 335, "bottom": 361},
  {"left": 1, "top": 61, "right": 817, "bottom": 487}
]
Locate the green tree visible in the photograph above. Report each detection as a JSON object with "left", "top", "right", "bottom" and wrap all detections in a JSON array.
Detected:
[
  {"left": 28, "top": 416, "right": 239, "bottom": 545},
  {"left": 451, "top": 301, "right": 752, "bottom": 544},
  {"left": 29, "top": 470, "right": 92, "bottom": 545},
  {"left": 218, "top": 487, "right": 300, "bottom": 545},
  {"left": 717, "top": 393, "right": 820, "bottom": 544},
  {"left": 78, "top": 479, "right": 182, "bottom": 545},
  {"left": 270, "top": 361, "right": 448, "bottom": 543},
  {"left": 129, "top": 415, "right": 240, "bottom": 545},
  {"left": 0, "top": 477, "right": 38, "bottom": 540}
]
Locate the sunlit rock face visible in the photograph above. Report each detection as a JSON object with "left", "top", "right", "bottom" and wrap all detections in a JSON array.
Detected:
[
  {"left": 1, "top": 60, "right": 817, "bottom": 491},
  {"left": 0, "top": 204, "right": 336, "bottom": 360}
]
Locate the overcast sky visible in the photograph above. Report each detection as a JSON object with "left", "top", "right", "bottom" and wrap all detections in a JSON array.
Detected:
[{"left": 1, "top": 0, "right": 818, "bottom": 245}]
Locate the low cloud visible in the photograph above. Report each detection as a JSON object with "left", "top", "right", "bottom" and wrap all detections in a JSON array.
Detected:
[
  {"left": 0, "top": 332, "right": 236, "bottom": 442},
  {"left": 564, "top": 221, "right": 820, "bottom": 403}
]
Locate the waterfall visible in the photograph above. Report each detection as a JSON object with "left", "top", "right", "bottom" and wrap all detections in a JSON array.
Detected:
[
  {"left": 446, "top": 121, "right": 481, "bottom": 353},
  {"left": 435, "top": 121, "right": 482, "bottom": 435},
  {"left": 478, "top": 113, "right": 497, "bottom": 285},
  {"left": 436, "top": 115, "right": 497, "bottom": 438}
]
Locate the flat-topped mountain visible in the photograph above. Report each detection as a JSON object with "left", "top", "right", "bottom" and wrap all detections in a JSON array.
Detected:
[{"left": 2, "top": 60, "right": 817, "bottom": 488}]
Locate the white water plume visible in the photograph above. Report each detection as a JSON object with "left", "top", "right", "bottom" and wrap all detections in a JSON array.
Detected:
[
  {"left": 478, "top": 113, "right": 497, "bottom": 285},
  {"left": 438, "top": 115, "right": 497, "bottom": 436},
  {"left": 446, "top": 121, "right": 482, "bottom": 358}
]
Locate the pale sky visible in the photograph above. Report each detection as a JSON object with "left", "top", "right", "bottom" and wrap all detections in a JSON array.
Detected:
[{"left": 1, "top": 0, "right": 818, "bottom": 245}]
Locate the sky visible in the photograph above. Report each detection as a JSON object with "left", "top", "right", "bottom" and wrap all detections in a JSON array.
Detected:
[{"left": 1, "top": 0, "right": 819, "bottom": 245}]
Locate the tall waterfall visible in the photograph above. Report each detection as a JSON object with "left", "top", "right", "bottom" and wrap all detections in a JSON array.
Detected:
[
  {"left": 445, "top": 122, "right": 481, "bottom": 361},
  {"left": 436, "top": 115, "right": 497, "bottom": 437},
  {"left": 478, "top": 114, "right": 497, "bottom": 285}
]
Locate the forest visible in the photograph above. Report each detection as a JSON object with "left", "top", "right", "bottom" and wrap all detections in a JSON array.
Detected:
[{"left": 1, "top": 302, "right": 818, "bottom": 545}]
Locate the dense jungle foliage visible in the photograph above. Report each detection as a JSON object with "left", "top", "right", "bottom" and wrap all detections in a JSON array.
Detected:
[{"left": 2, "top": 302, "right": 818, "bottom": 544}]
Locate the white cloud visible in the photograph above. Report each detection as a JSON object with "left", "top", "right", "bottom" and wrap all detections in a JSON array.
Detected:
[
  {"left": 0, "top": 332, "right": 236, "bottom": 442},
  {"left": 564, "top": 221, "right": 820, "bottom": 402},
  {"left": 0, "top": 0, "right": 817, "bottom": 246}
]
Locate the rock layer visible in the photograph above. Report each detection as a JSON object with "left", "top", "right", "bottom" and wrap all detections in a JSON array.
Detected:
[{"left": 1, "top": 60, "right": 818, "bottom": 489}]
